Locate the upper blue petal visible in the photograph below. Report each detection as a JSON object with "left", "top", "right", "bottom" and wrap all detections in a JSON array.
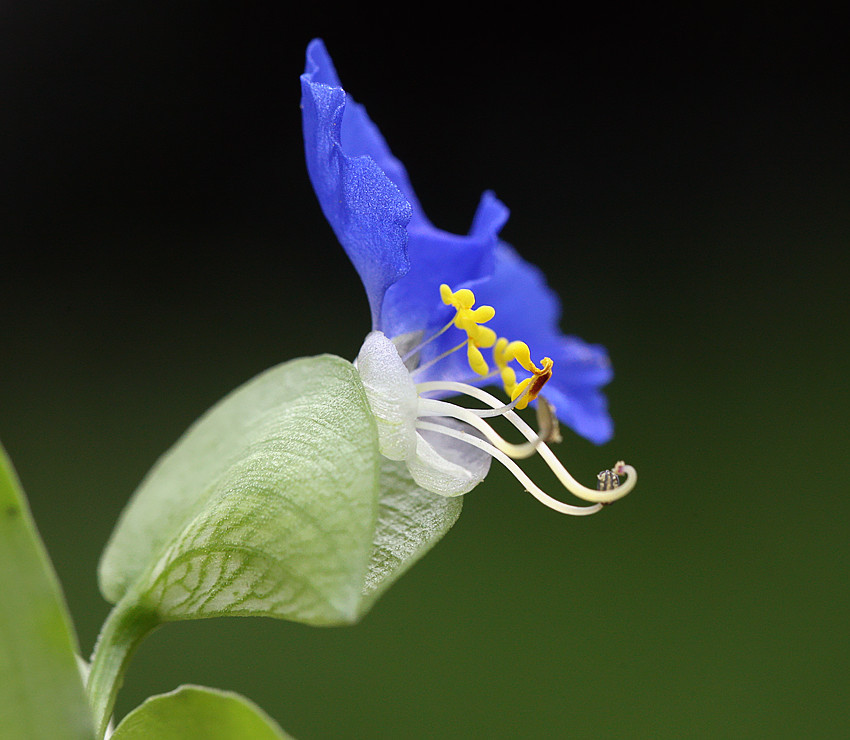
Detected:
[
  {"left": 300, "top": 39, "right": 412, "bottom": 328},
  {"left": 301, "top": 39, "right": 508, "bottom": 336}
]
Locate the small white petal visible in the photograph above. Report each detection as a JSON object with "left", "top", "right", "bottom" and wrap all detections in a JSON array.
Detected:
[
  {"left": 355, "top": 331, "right": 419, "bottom": 461},
  {"left": 408, "top": 419, "right": 491, "bottom": 496}
]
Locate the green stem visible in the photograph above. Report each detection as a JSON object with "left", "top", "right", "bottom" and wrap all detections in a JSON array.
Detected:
[{"left": 86, "top": 595, "right": 160, "bottom": 739}]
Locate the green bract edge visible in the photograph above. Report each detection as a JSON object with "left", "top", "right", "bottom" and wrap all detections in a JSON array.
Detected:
[
  {"left": 110, "top": 685, "right": 294, "bottom": 740},
  {"left": 362, "top": 457, "right": 463, "bottom": 610},
  {"left": 0, "top": 441, "right": 95, "bottom": 739},
  {"left": 98, "top": 355, "right": 383, "bottom": 627},
  {"left": 98, "top": 351, "right": 468, "bottom": 633}
]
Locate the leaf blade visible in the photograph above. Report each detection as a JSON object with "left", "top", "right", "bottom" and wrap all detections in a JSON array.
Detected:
[
  {"left": 111, "top": 685, "right": 293, "bottom": 740},
  {"left": 0, "top": 442, "right": 95, "bottom": 739}
]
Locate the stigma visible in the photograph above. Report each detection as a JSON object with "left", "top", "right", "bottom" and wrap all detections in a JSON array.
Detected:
[{"left": 355, "top": 285, "right": 636, "bottom": 515}]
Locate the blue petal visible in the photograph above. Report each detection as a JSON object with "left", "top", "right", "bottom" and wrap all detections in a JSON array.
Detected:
[
  {"left": 466, "top": 243, "right": 615, "bottom": 444},
  {"left": 302, "top": 40, "right": 508, "bottom": 338},
  {"left": 336, "top": 81, "right": 510, "bottom": 337},
  {"left": 381, "top": 191, "right": 509, "bottom": 338},
  {"left": 472, "top": 242, "right": 561, "bottom": 345},
  {"left": 300, "top": 39, "right": 412, "bottom": 328}
]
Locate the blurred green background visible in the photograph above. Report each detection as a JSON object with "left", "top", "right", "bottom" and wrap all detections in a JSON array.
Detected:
[{"left": 2, "top": 5, "right": 848, "bottom": 738}]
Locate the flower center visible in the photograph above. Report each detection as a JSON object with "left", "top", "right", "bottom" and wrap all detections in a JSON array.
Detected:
[
  {"left": 408, "top": 284, "right": 554, "bottom": 410},
  {"left": 356, "top": 285, "right": 636, "bottom": 515}
]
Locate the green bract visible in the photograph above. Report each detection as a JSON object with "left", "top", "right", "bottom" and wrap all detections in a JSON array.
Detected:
[
  {"left": 110, "top": 685, "right": 293, "bottom": 739},
  {"left": 362, "top": 457, "right": 461, "bottom": 610},
  {"left": 0, "top": 442, "right": 95, "bottom": 739},
  {"left": 98, "top": 354, "right": 461, "bottom": 626}
]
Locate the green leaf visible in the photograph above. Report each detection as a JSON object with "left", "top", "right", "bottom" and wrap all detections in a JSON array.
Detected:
[
  {"left": 0, "top": 441, "right": 95, "bottom": 739},
  {"left": 111, "top": 685, "right": 293, "bottom": 739},
  {"left": 98, "top": 355, "right": 382, "bottom": 626},
  {"left": 361, "top": 457, "right": 462, "bottom": 609}
]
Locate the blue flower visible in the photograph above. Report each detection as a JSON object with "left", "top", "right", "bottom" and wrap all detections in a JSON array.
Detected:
[
  {"left": 301, "top": 39, "right": 614, "bottom": 445},
  {"left": 301, "top": 39, "right": 635, "bottom": 514}
]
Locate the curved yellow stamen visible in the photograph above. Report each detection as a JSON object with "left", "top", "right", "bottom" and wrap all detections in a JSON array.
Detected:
[
  {"left": 509, "top": 341, "right": 542, "bottom": 374},
  {"left": 493, "top": 339, "right": 553, "bottom": 409},
  {"left": 434, "top": 286, "right": 553, "bottom": 396},
  {"left": 493, "top": 337, "right": 519, "bottom": 397}
]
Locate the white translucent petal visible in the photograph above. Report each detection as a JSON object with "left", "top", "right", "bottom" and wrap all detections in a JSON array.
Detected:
[
  {"left": 355, "top": 331, "right": 418, "bottom": 461},
  {"left": 408, "top": 418, "right": 491, "bottom": 497}
]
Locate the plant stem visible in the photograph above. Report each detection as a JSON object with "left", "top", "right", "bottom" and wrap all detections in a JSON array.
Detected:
[{"left": 86, "top": 595, "right": 160, "bottom": 739}]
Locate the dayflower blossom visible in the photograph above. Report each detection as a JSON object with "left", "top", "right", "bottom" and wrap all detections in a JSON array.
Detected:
[{"left": 300, "top": 39, "right": 636, "bottom": 514}]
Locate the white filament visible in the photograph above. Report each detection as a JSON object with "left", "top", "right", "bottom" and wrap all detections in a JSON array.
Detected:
[
  {"left": 417, "top": 380, "right": 637, "bottom": 505},
  {"left": 416, "top": 420, "right": 603, "bottom": 516},
  {"left": 410, "top": 339, "right": 468, "bottom": 378},
  {"left": 417, "top": 397, "right": 542, "bottom": 459}
]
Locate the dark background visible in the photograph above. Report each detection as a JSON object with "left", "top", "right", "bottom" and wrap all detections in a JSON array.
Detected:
[{"left": 2, "top": 5, "right": 848, "bottom": 738}]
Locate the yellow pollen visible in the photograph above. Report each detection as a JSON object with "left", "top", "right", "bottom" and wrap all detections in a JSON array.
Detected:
[
  {"left": 440, "top": 284, "right": 497, "bottom": 376},
  {"left": 435, "top": 285, "right": 554, "bottom": 393}
]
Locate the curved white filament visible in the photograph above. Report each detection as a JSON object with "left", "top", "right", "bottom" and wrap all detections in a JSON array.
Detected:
[
  {"left": 416, "top": 421, "right": 604, "bottom": 516},
  {"left": 416, "top": 380, "right": 637, "bottom": 505},
  {"left": 417, "top": 397, "right": 541, "bottom": 459},
  {"left": 417, "top": 379, "right": 518, "bottom": 418}
]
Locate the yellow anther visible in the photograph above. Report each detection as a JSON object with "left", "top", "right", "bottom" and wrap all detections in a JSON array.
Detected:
[
  {"left": 441, "top": 284, "right": 476, "bottom": 310},
  {"left": 508, "top": 341, "right": 547, "bottom": 374},
  {"left": 470, "top": 325, "right": 496, "bottom": 348},
  {"left": 493, "top": 338, "right": 554, "bottom": 409},
  {"left": 455, "top": 305, "right": 496, "bottom": 331},
  {"left": 441, "top": 285, "right": 496, "bottom": 332},
  {"left": 467, "top": 343, "right": 489, "bottom": 376},
  {"left": 440, "top": 284, "right": 497, "bottom": 377},
  {"left": 464, "top": 325, "right": 497, "bottom": 376},
  {"left": 511, "top": 356, "right": 554, "bottom": 409},
  {"left": 493, "top": 337, "right": 518, "bottom": 396}
]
